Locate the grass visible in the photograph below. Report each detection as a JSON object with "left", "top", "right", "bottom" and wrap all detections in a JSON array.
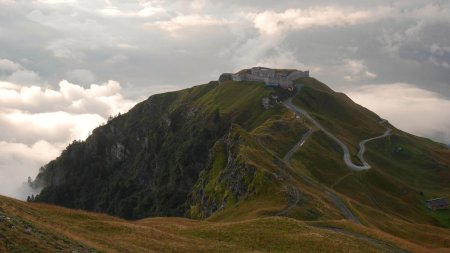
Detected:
[
  {"left": 0, "top": 195, "right": 420, "bottom": 253},
  {"left": 293, "top": 78, "right": 385, "bottom": 154}
]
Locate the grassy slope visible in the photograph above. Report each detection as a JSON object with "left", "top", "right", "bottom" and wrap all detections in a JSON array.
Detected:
[
  {"left": 0, "top": 196, "right": 430, "bottom": 253},
  {"left": 292, "top": 78, "right": 385, "bottom": 155},
  {"left": 197, "top": 79, "right": 450, "bottom": 250},
  {"left": 285, "top": 78, "right": 450, "bottom": 247}
]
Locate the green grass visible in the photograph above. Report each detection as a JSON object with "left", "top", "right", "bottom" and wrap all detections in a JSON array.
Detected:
[
  {"left": 430, "top": 209, "right": 450, "bottom": 227},
  {"left": 293, "top": 78, "right": 385, "bottom": 154}
]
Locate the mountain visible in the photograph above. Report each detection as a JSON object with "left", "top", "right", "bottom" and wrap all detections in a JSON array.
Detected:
[{"left": 26, "top": 70, "right": 450, "bottom": 250}]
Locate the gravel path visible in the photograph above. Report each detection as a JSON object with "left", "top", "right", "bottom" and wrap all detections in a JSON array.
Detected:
[
  {"left": 275, "top": 186, "right": 300, "bottom": 216},
  {"left": 276, "top": 129, "right": 314, "bottom": 216},
  {"left": 283, "top": 129, "right": 315, "bottom": 166},
  {"left": 313, "top": 226, "right": 407, "bottom": 253},
  {"left": 325, "top": 191, "right": 361, "bottom": 224}
]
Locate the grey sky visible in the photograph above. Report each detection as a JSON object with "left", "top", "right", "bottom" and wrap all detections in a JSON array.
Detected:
[{"left": 0, "top": 0, "right": 449, "bottom": 199}]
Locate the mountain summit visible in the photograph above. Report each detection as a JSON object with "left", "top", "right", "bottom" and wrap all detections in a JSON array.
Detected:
[{"left": 27, "top": 68, "right": 450, "bottom": 250}]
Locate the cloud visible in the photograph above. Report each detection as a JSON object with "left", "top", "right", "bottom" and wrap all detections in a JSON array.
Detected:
[
  {"left": 0, "top": 64, "right": 137, "bottom": 199},
  {"left": 0, "top": 109, "right": 106, "bottom": 143},
  {"left": 35, "top": 0, "right": 77, "bottom": 4},
  {"left": 149, "top": 14, "right": 231, "bottom": 34},
  {"left": 380, "top": 21, "right": 424, "bottom": 55},
  {"left": 0, "top": 0, "right": 15, "bottom": 4},
  {"left": 345, "top": 83, "right": 450, "bottom": 144},
  {"left": 342, "top": 59, "right": 376, "bottom": 81},
  {"left": 105, "top": 54, "right": 129, "bottom": 65},
  {"left": 429, "top": 43, "right": 450, "bottom": 69},
  {"left": 99, "top": 6, "right": 165, "bottom": 18},
  {"left": 0, "top": 58, "right": 22, "bottom": 72},
  {"left": 98, "top": 0, "right": 166, "bottom": 18},
  {"left": 66, "top": 69, "right": 96, "bottom": 84},
  {"left": 0, "top": 79, "right": 135, "bottom": 116},
  {"left": 0, "top": 140, "right": 63, "bottom": 200},
  {"left": 0, "top": 58, "right": 42, "bottom": 86},
  {"left": 248, "top": 6, "right": 394, "bottom": 36}
]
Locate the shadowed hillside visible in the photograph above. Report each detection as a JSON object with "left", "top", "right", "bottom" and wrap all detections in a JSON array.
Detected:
[{"left": 0, "top": 195, "right": 434, "bottom": 252}]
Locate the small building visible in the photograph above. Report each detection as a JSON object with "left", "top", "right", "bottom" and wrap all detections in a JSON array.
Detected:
[
  {"left": 425, "top": 198, "right": 450, "bottom": 210},
  {"left": 261, "top": 97, "right": 271, "bottom": 109}
]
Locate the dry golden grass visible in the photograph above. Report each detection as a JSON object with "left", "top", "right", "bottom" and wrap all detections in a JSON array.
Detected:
[{"left": 0, "top": 195, "right": 427, "bottom": 253}]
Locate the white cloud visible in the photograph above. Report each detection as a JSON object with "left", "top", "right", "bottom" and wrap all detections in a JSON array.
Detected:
[
  {"left": 0, "top": 110, "right": 104, "bottom": 144},
  {"left": 0, "top": 140, "right": 64, "bottom": 200},
  {"left": 149, "top": 14, "right": 231, "bottom": 33},
  {"left": 0, "top": 79, "right": 134, "bottom": 116},
  {"left": 346, "top": 83, "right": 450, "bottom": 144},
  {"left": 35, "top": 0, "right": 77, "bottom": 4},
  {"left": 248, "top": 6, "right": 394, "bottom": 36},
  {"left": 0, "top": 72, "right": 137, "bottom": 199},
  {"left": 342, "top": 59, "right": 376, "bottom": 81},
  {"left": 189, "top": 0, "right": 207, "bottom": 11},
  {"left": 99, "top": 5, "right": 165, "bottom": 18},
  {"left": 0, "top": 0, "right": 15, "bottom": 4}
]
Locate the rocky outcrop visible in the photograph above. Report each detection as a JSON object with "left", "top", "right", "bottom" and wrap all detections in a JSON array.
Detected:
[{"left": 189, "top": 126, "right": 266, "bottom": 218}]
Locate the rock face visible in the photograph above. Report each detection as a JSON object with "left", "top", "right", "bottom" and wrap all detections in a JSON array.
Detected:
[{"left": 189, "top": 126, "right": 265, "bottom": 218}]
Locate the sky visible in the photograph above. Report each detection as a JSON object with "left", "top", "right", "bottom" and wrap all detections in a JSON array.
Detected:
[{"left": 0, "top": 0, "right": 449, "bottom": 199}]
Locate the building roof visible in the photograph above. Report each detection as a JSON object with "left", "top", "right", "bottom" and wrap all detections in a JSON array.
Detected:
[{"left": 425, "top": 197, "right": 450, "bottom": 206}]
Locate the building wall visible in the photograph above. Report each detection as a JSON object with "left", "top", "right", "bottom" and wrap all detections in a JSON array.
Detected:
[{"left": 220, "top": 67, "right": 310, "bottom": 89}]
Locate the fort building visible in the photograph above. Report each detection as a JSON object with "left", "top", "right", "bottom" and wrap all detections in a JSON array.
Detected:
[{"left": 219, "top": 67, "right": 309, "bottom": 89}]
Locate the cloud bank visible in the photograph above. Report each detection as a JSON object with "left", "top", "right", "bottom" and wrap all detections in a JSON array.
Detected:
[
  {"left": 346, "top": 83, "right": 450, "bottom": 144},
  {"left": 0, "top": 59, "right": 136, "bottom": 199}
]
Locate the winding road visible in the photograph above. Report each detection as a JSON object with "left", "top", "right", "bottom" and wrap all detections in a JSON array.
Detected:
[
  {"left": 277, "top": 130, "right": 361, "bottom": 223},
  {"left": 276, "top": 84, "right": 394, "bottom": 223},
  {"left": 276, "top": 84, "right": 391, "bottom": 221},
  {"left": 283, "top": 87, "right": 392, "bottom": 171},
  {"left": 325, "top": 191, "right": 361, "bottom": 224}
]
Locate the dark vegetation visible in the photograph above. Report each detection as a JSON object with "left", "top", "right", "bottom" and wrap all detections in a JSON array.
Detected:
[{"left": 32, "top": 81, "right": 282, "bottom": 219}]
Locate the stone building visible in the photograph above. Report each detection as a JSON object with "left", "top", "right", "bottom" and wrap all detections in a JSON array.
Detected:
[
  {"left": 425, "top": 197, "right": 450, "bottom": 210},
  {"left": 218, "top": 67, "right": 309, "bottom": 89}
]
